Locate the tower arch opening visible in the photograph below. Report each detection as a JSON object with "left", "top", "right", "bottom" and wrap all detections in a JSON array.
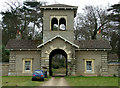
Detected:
[
  {"left": 59, "top": 18, "right": 66, "bottom": 30},
  {"left": 49, "top": 49, "right": 68, "bottom": 76},
  {"left": 51, "top": 18, "right": 58, "bottom": 30}
]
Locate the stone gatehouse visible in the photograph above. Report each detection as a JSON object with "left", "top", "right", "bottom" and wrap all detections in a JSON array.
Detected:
[{"left": 6, "top": 4, "right": 118, "bottom": 76}]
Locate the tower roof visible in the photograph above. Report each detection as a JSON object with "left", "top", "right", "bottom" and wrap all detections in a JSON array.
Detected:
[
  {"left": 40, "top": 4, "right": 78, "bottom": 17},
  {"left": 40, "top": 4, "right": 78, "bottom": 8}
]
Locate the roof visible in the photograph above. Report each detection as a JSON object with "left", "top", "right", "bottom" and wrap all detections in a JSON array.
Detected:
[
  {"left": 75, "top": 40, "right": 112, "bottom": 50},
  {"left": 6, "top": 38, "right": 112, "bottom": 51},
  {"left": 41, "top": 4, "right": 78, "bottom": 8},
  {"left": 6, "top": 39, "right": 42, "bottom": 50},
  {"left": 40, "top": 4, "right": 78, "bottom": 17},
  {"left": 37, "top": 35, "right": 79, "bottom": 48}
]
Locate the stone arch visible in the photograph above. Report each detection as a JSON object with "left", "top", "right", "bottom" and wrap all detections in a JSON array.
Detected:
[
  {"left": 49, "top": 49, "right": 67, "bottom": 76},
  {"left": 51, "top": 18, "right": 58, "bottom": 30},
  {"left": 44, "top": 45, "right": 72, "bottom": 76},
  {"left": 45, "top": 45, "right": 72, "bottom": 60}
]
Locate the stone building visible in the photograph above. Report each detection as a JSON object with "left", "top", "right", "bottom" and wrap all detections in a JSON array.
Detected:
[{"left": 6, "top": 4, "right": 118, "bottom": 76}]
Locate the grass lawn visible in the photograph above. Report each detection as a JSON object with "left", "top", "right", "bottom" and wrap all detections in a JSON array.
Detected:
[
  {"left": 2, "top": 76, "right": 51, "bottom": 87},
  {"left": 52, "top": 68, "right": 66, "bottom": 75},
  {"left": 65, "top": 76, "right": 119, "bottom": 86}
]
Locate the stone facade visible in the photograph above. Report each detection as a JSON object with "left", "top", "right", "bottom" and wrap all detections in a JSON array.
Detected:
[
  {"left": 1, "top": 63, "right": 9, "bottom": 76},
  {"left": 43, "top": 10, "right": 75, "bottom": 43},
  {"left": 108, "top": 64, "right": 120, "bottom": 76},
  {"left": 75, "top": 51, "right": 108, "bottom": 76},
  {"left": 8, "top": 51, "right": 41, "bottom": 76},
  {"left": 5, "top": 4, "right": 118, "bottom": 76}
]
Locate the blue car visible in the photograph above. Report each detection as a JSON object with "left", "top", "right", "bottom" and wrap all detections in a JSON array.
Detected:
[{"left": 32, "top": 70, "right": 44, "bottom": 81}]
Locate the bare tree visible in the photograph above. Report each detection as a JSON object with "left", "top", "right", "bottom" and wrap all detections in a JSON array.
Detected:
[{"left": 75, "top": 5, "right": 112, "bottom": 40}]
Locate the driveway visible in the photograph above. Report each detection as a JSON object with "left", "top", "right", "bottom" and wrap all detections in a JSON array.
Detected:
[{"left": 41, "top": 77, "right": 69, "bottom": 86}]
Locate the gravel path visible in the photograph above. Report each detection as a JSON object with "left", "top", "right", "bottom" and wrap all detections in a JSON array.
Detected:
[{"left": 41, "top": 77, "right": 69, "bottom": 86}]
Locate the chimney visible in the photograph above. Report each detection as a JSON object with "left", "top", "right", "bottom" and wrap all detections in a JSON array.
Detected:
[
  {"left": 96, "top": 33, "right": 102, "bottom": 40},
  {"left": 16, "top": 30, "right": 21, "bottom": 40},
  {"left": 96, "top": 28, "right": 102, "bottom": 40}
]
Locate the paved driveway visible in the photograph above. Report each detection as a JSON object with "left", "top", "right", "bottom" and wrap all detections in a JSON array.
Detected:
[{"left": 41, "top": 77, "right": 69, "bottom": 86}]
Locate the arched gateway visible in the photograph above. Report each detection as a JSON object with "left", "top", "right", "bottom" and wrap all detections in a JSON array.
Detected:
[{"left": 49, "top": 49, "right": 67, "bottom": 76}]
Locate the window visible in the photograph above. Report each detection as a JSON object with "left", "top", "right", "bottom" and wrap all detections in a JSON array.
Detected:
[
  {"left": 23, "top": 59, "right": 32, "bottom": 73},
  {"left": 59, "top": 18, "right": 66, "bottom": 30},
  {"left": 25, "top": 61, "right": 31, "bottom": 71},
  {"left": 84, "top": 59, "right": 94, "bottom": 73},
  {"left": 51, "top": 18, "right": 58, "bottom": 31},
  {"left": 50, "top": 16, "right": 67, "bottom": 30},
  {"left": 86, "top": 61, "right": 92, "bottom": 71}
]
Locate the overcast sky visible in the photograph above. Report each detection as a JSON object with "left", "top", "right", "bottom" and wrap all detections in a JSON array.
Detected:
[{"left": 0, "top": 0, "right": 119, "bottom": 20}]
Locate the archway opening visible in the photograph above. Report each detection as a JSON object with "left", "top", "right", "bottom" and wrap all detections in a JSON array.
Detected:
[
  {"left": 59, "top": 18, "right": 66, "bottom": 30},
  {"left": 49, "top": 49, "right": 67, "bottom": 76},
  {"left": 51, "top": 18, "right": 58, "bottom": 31}
]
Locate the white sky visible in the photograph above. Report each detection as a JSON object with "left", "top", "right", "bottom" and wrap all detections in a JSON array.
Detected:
[{"left": 0, "top": 0, "right": 119, "bottom": 20}]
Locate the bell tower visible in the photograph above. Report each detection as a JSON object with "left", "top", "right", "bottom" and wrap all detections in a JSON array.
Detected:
[{"left": 40, "top": 4, "right": 78, "bottom": 43}]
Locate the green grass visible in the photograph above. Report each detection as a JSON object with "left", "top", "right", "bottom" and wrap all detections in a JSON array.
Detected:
[
  {"left": 2, "top": 76, "right": 51, "bottom": 86},
  {"left": 52, "top": 68, "right": 66, "bottom": 75},
  {"left": 65, "top": 76, "right": 119, "bottom": 86}
]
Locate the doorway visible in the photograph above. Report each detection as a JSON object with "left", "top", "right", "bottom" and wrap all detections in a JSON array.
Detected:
[{"left": 49, "top": 49, "right": 67, "bottom": 76}]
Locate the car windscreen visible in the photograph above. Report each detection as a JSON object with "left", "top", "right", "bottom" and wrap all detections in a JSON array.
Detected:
[{"left": 35, "top": 71, "right": 43, "bottom": 74}]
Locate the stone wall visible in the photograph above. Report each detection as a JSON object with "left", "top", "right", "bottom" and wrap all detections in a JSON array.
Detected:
[
  {"left": 8, "top": 51, "right": 41, "bottom": 76},
  {"left": 101, "top": 54, "right": 108, "bottom": 76},
  {"left": 40, "top": 38, "right": 76, "bottom": 76},
  {"left": 75, "top": 50, "right": 108, "bottom": 76},
  {"left": 43, "top": 10, "right": 75, "bottom": 43},
  {"left": 1, "top": 63, "right": 9, "bottom": 76},
  {"left": 108, "top": 64, "right": 120, "bottom": 76}
]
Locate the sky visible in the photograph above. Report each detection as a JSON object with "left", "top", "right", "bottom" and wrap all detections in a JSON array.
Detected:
[
  {"left": 0, "top": 0, "right": 120, "bottom": 12},
  {"left": 0, "top": 0, "right": 119, "bottom": 20}
]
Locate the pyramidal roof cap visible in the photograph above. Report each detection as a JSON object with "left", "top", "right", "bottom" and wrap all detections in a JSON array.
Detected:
[
  {"left": 40, "top": 4, "right": 78, "bottom": 8},
  {"left": 40, "top": 4, "right": 78, "bottom": 17}
]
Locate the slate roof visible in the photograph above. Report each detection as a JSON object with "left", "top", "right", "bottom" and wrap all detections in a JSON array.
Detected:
[
  {"left": 40, "top": 4, "right": 77, "bottom": 8},
  {"left": 6, "top": 39, "right": 112, "bottom": 50},
  {"left": 6, "top": 39, "right": 42, "bottom": 50},
  {"left": 75, "top": 40, "right": 112, "bottom": 50}
]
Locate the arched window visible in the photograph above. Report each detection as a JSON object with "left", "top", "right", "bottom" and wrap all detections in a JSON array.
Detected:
[
  {"left": 59, "top": 18, "right": 66, "bottom": 30},
  {"left": 51, "top": 18, "right": 58, "bottom": 31}
]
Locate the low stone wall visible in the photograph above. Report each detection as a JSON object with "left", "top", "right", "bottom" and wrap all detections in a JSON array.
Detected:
[
  {"left": 0, "top": 63, "right": 9, "bottom": 76},
  {"left": 108, "top": 63, "right": 120, "bottom": 76}
]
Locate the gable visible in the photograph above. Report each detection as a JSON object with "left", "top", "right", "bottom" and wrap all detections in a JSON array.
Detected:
[{"left": 37, "top": 35, "right": 79, "bottom": 48}]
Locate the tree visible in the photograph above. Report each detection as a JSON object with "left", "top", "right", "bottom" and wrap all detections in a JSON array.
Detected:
[
  {"left": 108, "top": 3, "right": 120, "bottom": 59},
  {"left": 110, "top": 32, "right": 119, "bottom": 53},
  {"left": 1, "top": 0, "right": 45, "bottom": 41},
  {"left": 19, "top": 1, "right": 44, "bottom": 39},
  {"left": 75, "top": 5, "right": 111, "bottom": 40},
  {"left": 1, "top": 1, "right": 46, "bottom": 62}
]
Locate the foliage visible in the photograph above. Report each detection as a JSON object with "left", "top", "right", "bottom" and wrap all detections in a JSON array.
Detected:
[
  {"left": 2, "top": 45, "right": 9, "bottom": 62},
  {"left": 1, "top": 0, "right": 45, "bottom": 41},
  {"left": 1, "top": 0, "right": 46, "bottom": 62},
  {"left": 52, "top": 54, "right": 66, "bottom": 69},
  {"left": 108, "top": 3, "right": 120, "bottom": 59}
]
